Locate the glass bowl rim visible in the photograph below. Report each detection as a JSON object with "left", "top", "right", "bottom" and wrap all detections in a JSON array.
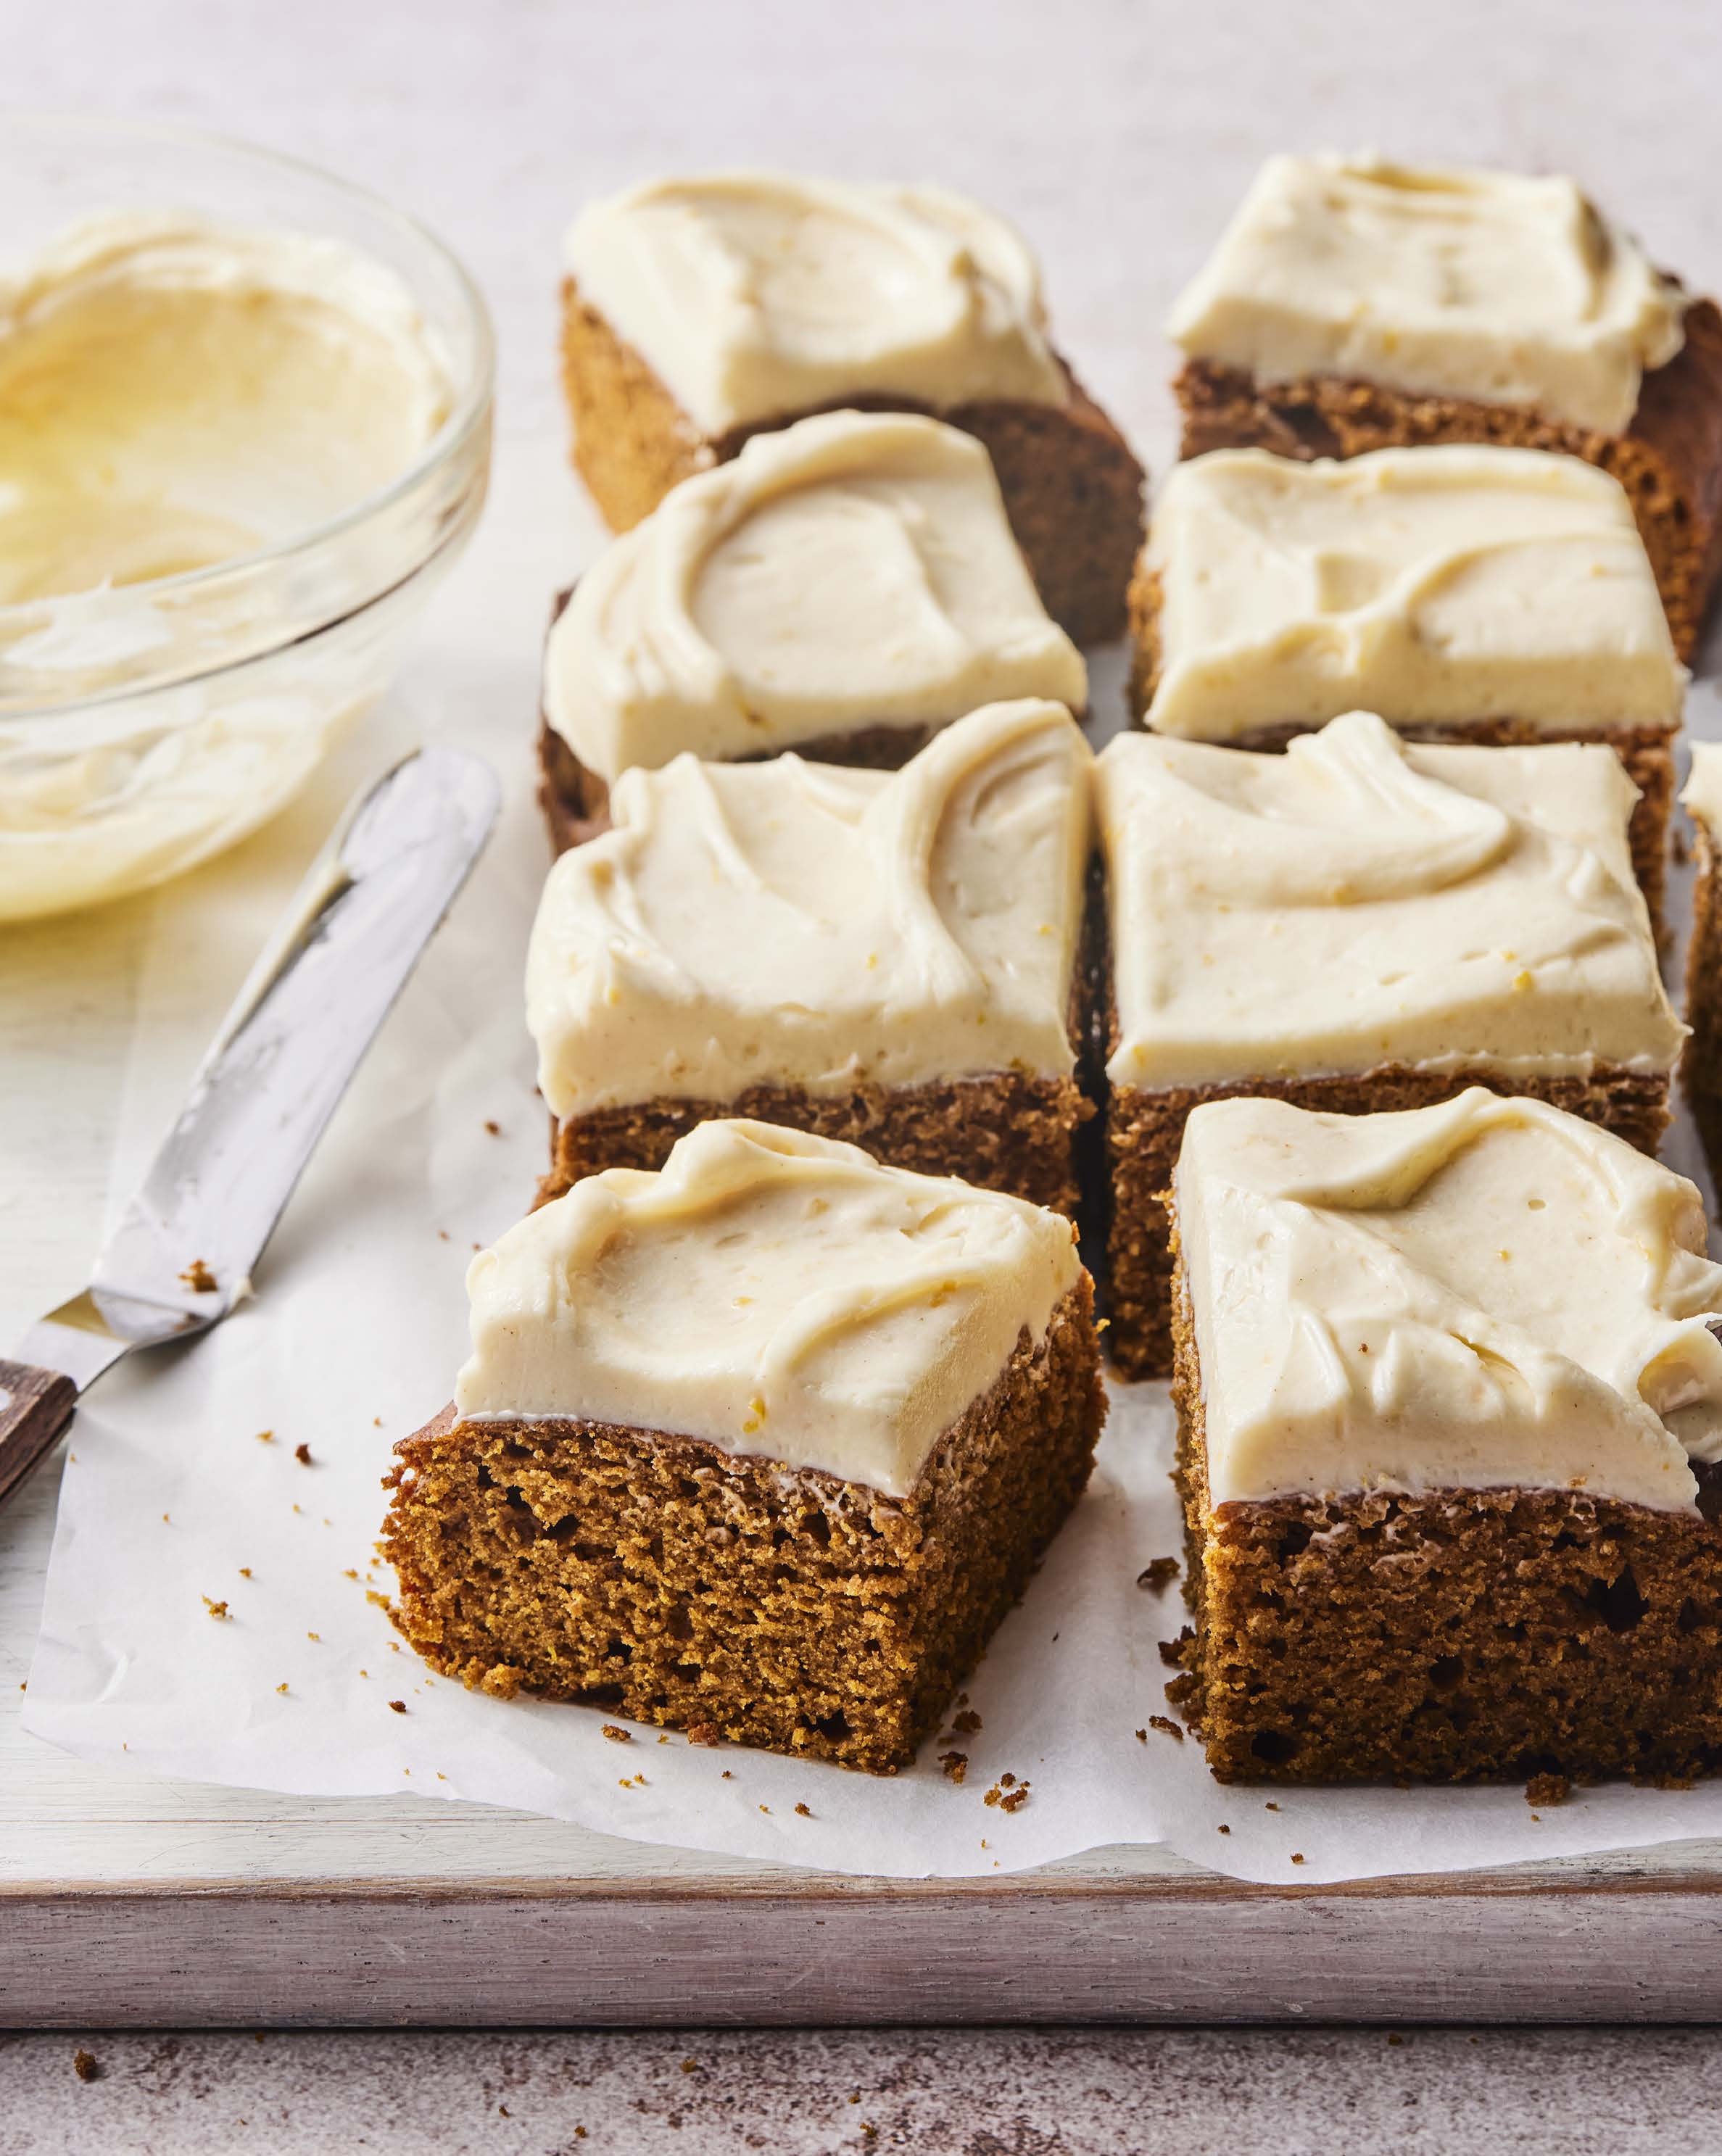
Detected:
[{"left": 0, "top": 107, "right": 497, "bottom": 692}]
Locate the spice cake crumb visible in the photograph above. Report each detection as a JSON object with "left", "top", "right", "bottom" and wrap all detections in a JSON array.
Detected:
[{"left": 385, "top": 1129, "right": 1103, "bottom": 1773}]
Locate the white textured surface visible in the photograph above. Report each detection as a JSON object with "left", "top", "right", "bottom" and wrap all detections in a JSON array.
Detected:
[{"left": 7, "top": 0, "right": 1722, "bottom": 2110}]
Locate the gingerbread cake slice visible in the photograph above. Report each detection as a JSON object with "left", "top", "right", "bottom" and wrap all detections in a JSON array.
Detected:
[
  {"left": 1167, "top": 1088, "right": 1722, "bottom": 1786},
  {"left": 1681, "top": 744, "right": 1722, "bottom": 1187},
  {"left": 538, "top": 409, "right": 1087, "bottom": 850},
  {"left": 559, "top": 173, "right": 1144, "bottom": 644},
  {"left": 383, "top": 1119, "right": 1105, "bottom": 1773},
  {"left": 1098, "top": 711, "right": 1684, "bottom": 1379},
  {"left": 1167, "top": 154, "right": 1722, "bottom": 660},
  {"left": 1130, "top": 444, "right": 1686, "bottom": 927},
  {"left": 530, "top": 698, "right": 1095, "bottom": 1215}
]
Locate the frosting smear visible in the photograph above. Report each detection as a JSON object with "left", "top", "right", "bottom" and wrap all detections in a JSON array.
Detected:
[{"left": 455, "top": 1119, "right": 1083, "bottom": 1498}]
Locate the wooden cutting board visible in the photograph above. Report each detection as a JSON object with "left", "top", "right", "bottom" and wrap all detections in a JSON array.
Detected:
[
  {"left": 9, "top": 1440, "right": 1722, "bottom": 2029},
  {"left": 11, "top": 708, "right": 1722, "bottom": 2030}
]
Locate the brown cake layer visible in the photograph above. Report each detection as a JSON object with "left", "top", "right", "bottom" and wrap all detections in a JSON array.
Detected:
[
  {"left": 1170, "top": 297, "right": 1722, "bottom": 663},
  {"left": 560, "top": 280, "right": 1146, "bottom": 646},
  {"left": 1683, "top": 813, "right": 1722, "bottom": 1188},
  {"left": 1106, "top": 1064, "right": 1671, "bottom": 1383},
  {"left": 381, "top": 1279, "right": 1105, "bottom": 1774},
  {"left": 1125, "top": 560, "right": 1674, "bottom": 935},
  {"left": 1165, "top": 1244, "right": 1722, "bottom": 1784},
  {"left": 544, "top": 1071, "right": 1093, "bottom": 1219},
  {"left": 537, "top": 713, "right": 940, "bottom": 854}
]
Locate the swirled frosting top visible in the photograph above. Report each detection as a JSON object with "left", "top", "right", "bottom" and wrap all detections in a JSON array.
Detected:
[
  {"left": 528, "top": 698, "right": 1091, "bottom": 1119},
  {"left": 563, "top": 173, "right": 1070, "bottom": 434},
  {"left": 544, "top": 410, "right": 1085, "bottom": 781},
  {"left": 1175, "top": 1088, "right": 1722, "bottom": 1512},
  {"left": 1167, "top": 154, "right": 1686, "bottom": 435},
  {"left": 1098, "top": 711, "right": 1681, "bottom": 1090},
  {"left": 454, "top": 1118, "right": 1083, "bottom": 1496},
  {"left": 1143, "top": 447, "right": 1684, "bottom": 740}
]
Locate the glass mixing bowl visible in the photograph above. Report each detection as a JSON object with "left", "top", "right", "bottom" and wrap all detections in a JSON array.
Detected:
[{"left": 0, "top": 114, "right": 494, "bottom": 920}]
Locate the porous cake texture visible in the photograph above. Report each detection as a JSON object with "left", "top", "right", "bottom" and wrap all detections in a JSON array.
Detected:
[
  {"left": 1682, "top": 745, "right": 1722, "bottom": 1188},
  {"left": 1129, "top": 445, "right": 1685, "bottom": 926},
  {"left": 1167, "top": 1089, "right": 1722, "bottom": 1784},
  {"left": 529, "top": 700, "right": 1096, "bottom": 1214},
  {"left": 383, "top": 1121, "right": 1105, "bottom": 1772},
  {"left": 537, "top": 410, "right": 1087, "bottom": 847},
  {"left": 1167, "top": 154, "right": 1722, "bottom": 660},
  {"left": 1098, "top": 713, "right": 1683, "bottom": 1377},
  {"left": 558, "top": 174, "right": 1143, "bottom": 644}
]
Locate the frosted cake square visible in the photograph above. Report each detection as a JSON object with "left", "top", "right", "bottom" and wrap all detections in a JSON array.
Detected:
[
  {"left": 529, "top": 700, "right": 1095, "bottom": 1214},
  {"left": 1166, "top": 1090, "right": 1722, "bottom": 1786},
  {"left": 384, "top": 1121, "right": 1105, "bottom": 1773}
]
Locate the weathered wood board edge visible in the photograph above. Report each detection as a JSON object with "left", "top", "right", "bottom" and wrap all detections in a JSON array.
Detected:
[{"left": 9, "top": 1869, "right": 1722, "bottom": 2027}]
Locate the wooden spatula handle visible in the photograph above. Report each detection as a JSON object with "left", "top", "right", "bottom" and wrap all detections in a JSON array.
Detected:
[{"left": 0, "top": 1358, "right": 78, "bottom": 1510}]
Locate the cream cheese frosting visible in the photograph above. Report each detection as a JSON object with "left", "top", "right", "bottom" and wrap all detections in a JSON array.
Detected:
[
  {"left": 1682, "top": 742, "right": 1722, "bottom": 833},
  {"left": 454, "top": 1118, "right": 1083, "bottom": 1497},
  {"left": 528, "top": 698, "right": 1091, "bottom": 1119},
  {"left": 1144, "top": 446, "right": 1684, "bottom": 741},
  {"left": 0, "top": 210, "right": 458, "bottom": 920},
  {"left": 545, "top": 411, "right": 1085, "bottom": 781},
  {"left": 1167, "top": 154, "right": 1686, "bottom": 436},
  {"left": 1098, "top": 711, "right": 1682, "bottom": 1090},
  {"left": 563, "top": 173, "right": 1070, "bottom": 435},
  {"left": 1175, "top": 1088, "right": 1722, "bottom": 1512},
  {"left": 0, "top": 211, "right": 452, "bottom": 614}
]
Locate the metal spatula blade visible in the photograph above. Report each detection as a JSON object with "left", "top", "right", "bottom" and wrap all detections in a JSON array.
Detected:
[{"left": 0, "top": 745, "right": 500, "bottom": 1507}]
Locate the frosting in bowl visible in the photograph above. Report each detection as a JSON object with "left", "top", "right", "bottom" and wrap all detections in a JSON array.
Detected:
[
  {"left": 0, "top": 210, "right": 465, "bottom": 919},
  {"left": 0, "top": 212, "right": 450, "bottom": 618}
]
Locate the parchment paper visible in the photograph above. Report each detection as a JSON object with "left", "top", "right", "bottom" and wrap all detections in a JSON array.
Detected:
[{"left": 25, "top": 679, "right": 1722, "bottom": 1886}]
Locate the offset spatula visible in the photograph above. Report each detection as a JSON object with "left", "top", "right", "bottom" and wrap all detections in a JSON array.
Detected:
[{"left": 0, "top": 745, "right": 500, "bottom": 1511}]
